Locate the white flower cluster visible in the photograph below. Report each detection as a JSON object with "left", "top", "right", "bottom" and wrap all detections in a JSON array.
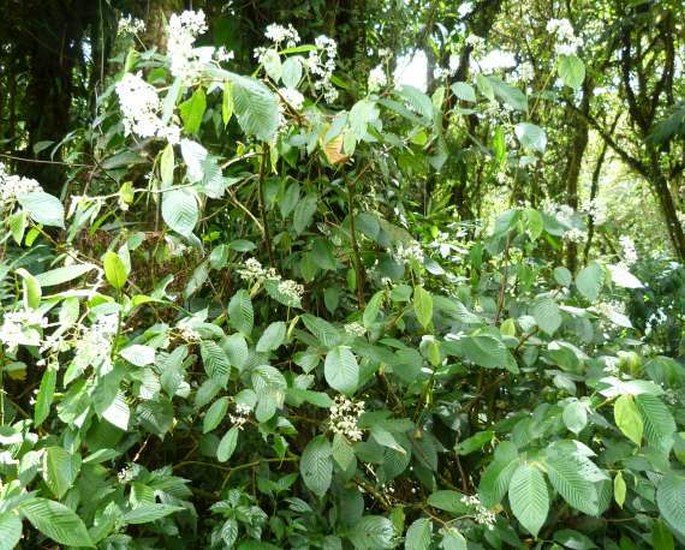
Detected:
[
  {"left": 167, "top": 9, "right": 210, "bottom": 83},
  {"left": 465, "top": 34, "right": 485, "bottom": 50},
  {"left": 308, "top": 35, "right": 339, "bottom": 103},
  {"left": 645, "top": 307, "right": 667, "bottom": 336},
  {"left": 215, "top": 46, "right": 235, "bottom": 63},
  {"left": 563, "top": 227, "right": 585, "bottom": 243},
  {"left": 546, "top": 18, "right": 583, "bottom": 56},
  {"left": 602, "top": 356, "right": 620, "bottom": 376},
  {"left": 0, "top": 162, "right": 42, "bottom": 206},
  {"left": 236, "top": 258, "right": 304, "bottom": 303},
  {"left": 458, "top": 2, "right": 475, "bottom": 18},
  {"left": 460, "top": 494, "right": 496, "bottom": 530},
  {"left": 117, "top": 14, "right": 146, "bottom": 35},
  {"left": 619, "top": 236, "right": 638, "bottom": 267},
  {"left": 518, "top": 61, "right": 535, "bottom": 83},
  {"left": 329, "top": 395, "right": 365, "bottom": 441},
  {"left": 229, "top": 402, "right": 252, "bottom": 429},
  {"left": 73, "top": 313, "right": 119, "bottom": 375},
  {"left": 542, "top": 200, "right": 574, "bottom": 226},
  {"left": 0, "top": 309, "right": 47, "bottom": 353},
  {"left": 367, "top": 64, "right": 387, "bottom": 93},
  {"left": 344, "top": 322, "right": 366, "bottom": 337},
  {"left": 433, "top": 54, "right": 460, "bottom": 81},
  {"left": 115, "top": 72, "right": 181, "bottom": 144},
  {"left": 581, "top": 197, "right": 608, "bottom": 226},
  {"left": 393, "top": 242, "right": 425, "bottom": 265},
  {"left": 264, "top": 23, "right": 300, "bottom": 48}
]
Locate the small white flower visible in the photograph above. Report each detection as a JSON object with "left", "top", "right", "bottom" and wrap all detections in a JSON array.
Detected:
[
  {"left": 367, "top": 64, "right": 387, "bottom": 93},
  {"left": 393, "top": 242, "right": 425, "bottom": 265},
  {"left": 279, "top": 87, "right": 305, "bottom": 110},
  {"left": 166, "top": 9, "right": 209, "bottom": 83},
  {"left": 0, "top": 163, "right": 42, "bottom": 206},
  {"left": 329, "top": 395, "right": 365, "bottom": 441},
  {"left": 117, "top": 14, "right": 146, "bottom": 35},
  {"left": 344, "top": 322, "right": 366, "bottom": 337},
  {"left": 264, "top": 23, "right": 300, "bottom": 48},
  {"left": 619, "top": 236, "right": 638, "bottom": 267}
]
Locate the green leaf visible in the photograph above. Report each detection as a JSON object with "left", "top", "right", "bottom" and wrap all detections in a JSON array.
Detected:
[
  {"left": 203, "top": 397, "right": 229, "bottom": 433},
  {"left": 451, "top": 82, "right": 476, "bottom": 102},
  {"left": 34, "top": 368, "right": 56, "bottom": 427},
  {"left": 508, "top": 463, "right": 549, "bottom": 537},
  {"left": 614, "top": 394, "right": 643, "bottom": 446},
  {"left": 515, "top": 122, "right": 547, "bottom": 152},
  {"left": 487, "top": 75, "right": 528, "bottom": 111},
  {"left": 455, "top": 430, "right": 494, "bottom": 455},
  {"left": 544, "top": 451, "right": 598, "bottom": 515},
  {"left": 554, "top": 266, "right": 573, "bottom": 287},
  {"left": 42, "top": 446, "right": 81, "bottom": 499},
  {"left": 300, "top": 435, "right": 332, "bottom": 498},
  {"left": 180, "top": 139, "right": 207, "bottom": 182},
  {"left": 413, "top": 285, "right": 433, "bottom": 329},
  {"left": 575, "top": 262, "right": 603, "bottom": 301},
  {"left": 532, "top": 298, "right": 562, "bottom": 335},
  {"left": 405, "top": 518, "right": 432, "bottom": 550},
  {"left": 635, "top": 394, "right": 676, "bottom": 454},
  {"left": 162, "top": 188, "right": 199, "bottom": 237},
  {"left": 563, "top": 401, "right": 587, "bottom": 435},
  {"left": 293, "top": 193, "right": 318, "bottom": 234},
  {"left": 395, "top": 85, "right": 433, "bottom": 119},
  {"left": 657, "top": 473, "right": 685, "bottom": 537},
  {"left": 160, "top": 142, "right": 174, "bottom": 188},
  {"left": 262, "top": 48, "right": 282, "bottom": 81},
  {"left": 349, "top": 516, "right": 395, "bottom": 549},
  {"left": 613, "top": 471, "right": 626, "bottom": 508},
  {"left": 462, "top": 334, "right": 515, "bottom": 371},
  {"left": 553, "top": 529, "right": 598, "bottom": 550},
  {"left": 21, "top": 498, "right": 94, "bottom": 547},
  {"left": 282, "top": 56, "right": 303, "bottom": 89},
  {"left": 427, "top": 490, "right": 470, "bottom": 514},
  {"left": 607, "top": 263, "right": 644, "bottom": 289},
  {"left": 35, "top": 263, "right": 96, "bottom": 287},
  {"left": 557, "top": 54, "right": 585, "bottom": 90},
  {"left": 217, "top": 426, "right": 240, "bottom": 462},
  {"left": 120, "top": 344, "right": 156, "bottom": 367},
  {"left": 179, "top": 87, "right": 207, "bottom": 135},
  {"left": 15, "top": 268, "right": 41, "bottom": 309},
  {"left": 18, "top": 191, "right": 64, "bottom": 228},
  {"left": 229, "top": 72, "right": 279, "bottom": 141},
  {"left": 0, "top": 512, "right": 22, "bottom": 550},
  {"left": 256, "top": 321, "right": 287, "bottom": 353},
  {"left": 103, "top": 250, "right": 129, "bottom": 290},
  {"left": 9, "top": 210, "right": 27, "bottom": 244},
  {"left": 123, "top": 504, "right": 184, "bottom": 525},
  {"left": 251, "top": 365, "right": 287, "bottom": 422},
  {"left": 479, "top": 441, "right": 519, "bottom": 507},
  {"left": 301, "top": 314, "right": 341, "bottom": 348},
  {"left": 200, "top": 340, "right": 231, "bottom": 385},
  {"left": 332, "top": 432, "right": 355, "bottom": 471},
  {"left": 652, "top": 520, "right": 675, "bottom": 550},
  {"left": 228, "top": 289, "right": 254, "bottom": 336},
  {"left": 439, "top": 527, "right": 467, "bottom": 550},
  {"left": 324, "top": 346, "right": 359, "bottom": 395}
]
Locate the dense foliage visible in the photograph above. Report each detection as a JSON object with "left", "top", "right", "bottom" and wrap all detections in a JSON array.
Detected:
[{"left": 0, "top": 2, "right": 684, "bottom": 549}]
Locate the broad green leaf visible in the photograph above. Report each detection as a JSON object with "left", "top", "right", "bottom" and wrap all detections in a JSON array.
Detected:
[
  {"left": 394, "top": 85, "right": 433, "bottom": 119},
  {"left": 324, "top": 346, "right": 359, "bottom": 395},
  {"left": 349, "top": 515, "right": 395, "bottom": 549},
  {"left": 332, "top": 432, "right": 355, "bottom": 471},
  {"left": 160, "top": 142, "right": 174, "bottom": 188},
  {"left": 300, "top": 435, "right": 332, "bottom": 498},
  {"left": 439, "top": 527, "right": 467, "bottom": 549},
  {"left": 262, "top": 48, "right": 282, "bottom": 81},
  {"left": 222, "top": 81, "right": 234, "bottom": 125},
  {"left": 103, "top": 250, "right": 129, "bottom": 290},
  {"left": 554, "top": 266, "right": 573, "bottom": 287},
  {"left": 35, "top": 263, "right": 96, "bottom": 287},
  {"left": 544, "top": 451, "right": 598, "bottom": 515},
  {"left": 42, "top": 446, "right": 81, "bottom": 499},
  {"left": 180, "top": 138, "right": 207, "bottom": 182},
  {"left": 427, "top": 490, "right": 470, "bottom": 514},
  {"left": 0, "top": 512, "right": 22, "bottom": 550},
  {"left": 228, "top": 289, "right": 254, "bottom": 336},
  {"left": 405, "top": 518, "right": 432, "bottom": 550},
  {"left": 488, "top": 75, "right": 528, "bottom": 111},
  {"left": 251, "top": 365, "right": 287, "bottom": 422},
  {"left": 102, "top": 391, "right": 130, "bottom": 431},
  {"left": 455, "top": 430, "right": 495, "bottom": 455},
  {"left": 200, "top": 340, "right": 231, "bottom": 385},
  {"left": 282, "top": 56, "right": 303, "bottom": 89},
  {"left": 203, "top": 396, "right": 229, "bottom": 433},
  {"left": 515, "top": 122, "right": 547, "bottom": 152},
  {"left": 563, "top": 401, "right": 587, "bottom": 435},
  {"left": 179, "top": 87, "right": 206, "bottom": 135},
  {"left": 656, "top": 473, "right": 685, "bottom": 537},
  {"left": 614, "top": 394, "right": 643, "bottom": 446},
  {"left": 532, "top": 298, "right": 562, "bottom": 335},
  {"left": 21, "top": 498, "right": 93, "bottom": 547},
  {"left": 124, "top": 504, "right": 184, "bottom": 524},
  {"left": 613, "top": 471, "right": 626, "bottom": 508},
  {"left": 451, "top": 82, "right": 476, "bottom": 102},
  {"left": 575, "top": 262, "right": 603, "bottom": 301},
  {"left": 161, "top": 188, "right": 198, "bottom": 237},
  {"left": 301, "top": 314, "right": 341, "bottom": 348},
  {"left": 413, "top": 285, "right": 433, "bottom": 329},
  {"left": 370, "top": 426, "right": 406, "bottom": 454},
  {"left": 607, "top": 263, "right": 644, "bottom": 289},
  {"left": 256, "top": 321, "right": 287, "bottom": 353},
  {"left": 16, "top": 268, "right": 41, "bottom": 309},
  {"left": 462, "top": 334, "right": 515, "bottom": 371},
  {"left": 508, "top": 463, "right": 548, "bottom": 537},
  {"left": 18, "top": 191, "right": 65, "bottom": 228},
  {"left": 557, "top": 54, "right": 585, "bottom": 90},
  {"left": 479, "top": 441, "right": 519, "bottom": 507},
  {"left": 635, "top": 393, "right": 676, "bottom": 454},
  {"left": 9, "top": 209, "right": 27, "bottom": 244},
  {"left": 120, "top": 344, "right": 155, "bottom": 367},
  {"left": 34, "top": 368, "right": 57, "bottom": 427},
  {"left": 293, "top": 194, "right": 318, "bottom": 234},
  {"left": 553, "top": 529, "right": 598, "bottom": 550},
  {"left": 229, "top": 72, "right": 279, "bottom": 141},
  {"left": 217, "top": 426, "right": 240, "bottom": 462},
  {"left": 652, "top": 520, "right": 675, "bottom": 550}
]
